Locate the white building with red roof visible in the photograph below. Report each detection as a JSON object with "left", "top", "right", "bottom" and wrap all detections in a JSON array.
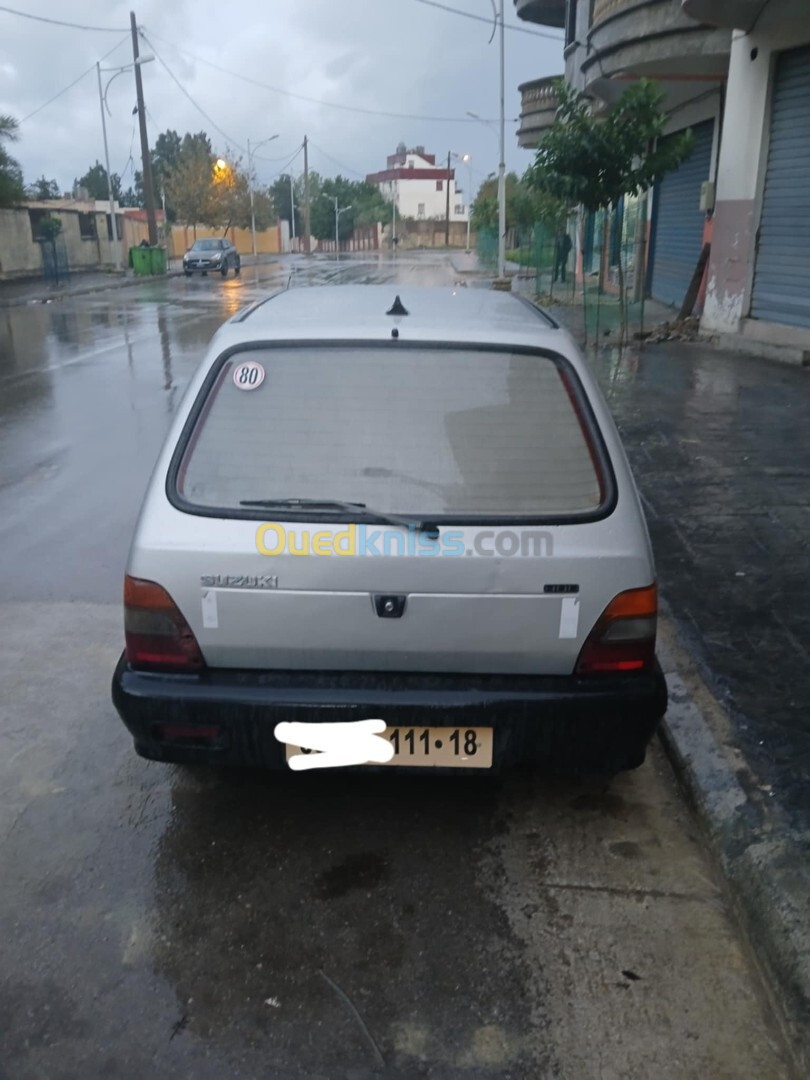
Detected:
[{"left": 367, "top": 144, "right": 469, "bottom": 223}]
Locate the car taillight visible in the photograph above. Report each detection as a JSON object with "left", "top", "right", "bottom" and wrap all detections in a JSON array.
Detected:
[
  {"left": 124, "top": 575, "right": 205, "bottom": 673},
  {"left": 575, "top": 584, "right": 657, "bottom": 675}
]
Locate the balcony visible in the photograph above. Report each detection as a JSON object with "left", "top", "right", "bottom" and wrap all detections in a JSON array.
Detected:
[
  {"left": 517, "top": 76, "right": 561, "bottom": 149},
  {"left": 584, "top": 0, "right": 731, "bottom": 100},
  {"left": 681, "top": 0, "right": 807, "bottom": 31},
  {"left": 514, "top": 0, "right": 566, "bottom": 29}
]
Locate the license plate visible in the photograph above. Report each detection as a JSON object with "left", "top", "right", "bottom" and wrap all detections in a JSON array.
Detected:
[{"left": 284, "top": 726, "right": 493, "bottom": 769}]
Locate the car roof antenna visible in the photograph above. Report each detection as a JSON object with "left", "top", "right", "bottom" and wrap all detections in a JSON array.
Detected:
[{"left": 386, "top": 295, "right": 409, "bottom": 316}]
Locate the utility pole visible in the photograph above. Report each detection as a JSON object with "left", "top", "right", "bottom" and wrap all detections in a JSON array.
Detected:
[
  {"left": 497, "top": 0, "right": 506, "bottom": 281},
  {"left": 303, "top": 135, "right": 311, "bottom": 254},
  {"left": 130, "top": 11, "right": 157, "bottom": 246},
  {"left": 96, "top": 62, "right": 121, "bottom": 271},
  {"left": 445, "top": 150, "right": 452, "bottom": 247}
]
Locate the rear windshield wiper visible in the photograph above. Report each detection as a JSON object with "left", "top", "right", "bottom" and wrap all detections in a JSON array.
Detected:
[{"left": 238, "top": 497, "right": 439, "bottom": 536}]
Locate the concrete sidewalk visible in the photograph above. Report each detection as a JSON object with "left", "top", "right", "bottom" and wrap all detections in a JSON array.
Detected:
[
  {"left": 0, "top": 267, "right": 183, "bottom": 307},
  {"left": 563, "top": 322, "right": 810, "bottom": 1068},
  {"left": 450, "top": 251, "right": 523, "bottom": 276}
]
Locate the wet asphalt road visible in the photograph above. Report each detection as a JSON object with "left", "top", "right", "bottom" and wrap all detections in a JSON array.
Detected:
[{"left": 0, "top": 254, "right": 794, "bottom": 1078}]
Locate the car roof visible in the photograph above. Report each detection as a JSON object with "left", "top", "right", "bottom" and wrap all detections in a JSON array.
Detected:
[{"left": 214, "top": 285, "right": 564, "bottom": 351}]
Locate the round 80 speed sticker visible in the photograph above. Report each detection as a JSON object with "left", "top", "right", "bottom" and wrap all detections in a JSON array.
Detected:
[{"left": 232, "top": 360, "right": 265, "bottom": 390}]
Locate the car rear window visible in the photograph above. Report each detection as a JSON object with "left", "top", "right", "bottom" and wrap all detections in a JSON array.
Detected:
[{"left": 174, "top": 346, "right": 607, "bottom": 518}]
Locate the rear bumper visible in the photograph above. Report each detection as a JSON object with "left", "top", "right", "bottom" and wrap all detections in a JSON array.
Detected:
[{"left": 112, "top": 654, "right": 668, "bottom": 773}]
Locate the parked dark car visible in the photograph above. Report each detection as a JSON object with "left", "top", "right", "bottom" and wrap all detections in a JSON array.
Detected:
[{"left": 183, "top": 238, "right": 241, "bottom": 278}]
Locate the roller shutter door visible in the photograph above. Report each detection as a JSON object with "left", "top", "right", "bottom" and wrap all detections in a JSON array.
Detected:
[
  {"left": 751, "top": 45, "right": 810, "bottom": 329},
  {"left": 649, "top": 120, "right": 714, "bottom": 307}
]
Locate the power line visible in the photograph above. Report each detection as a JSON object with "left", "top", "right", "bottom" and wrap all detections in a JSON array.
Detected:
[
  {"left": 308, "top": 141, "right": 365, "bottom": 180},
  {"left": 253, "top": 144, "right": 307, "bottom": 164},
  {"left": 117, "top": 119, "right": 138, "bottom": 186},
  {"left": 140, "top": 32, "right": 245, "bottom": 154},
  {"left": 19, "top": 35, "right": 130, "bottom": 124},
  {"left": 0, "top": 4, "right": 128, "bottom": 32},
  {"left": 408, "top": 0, "right": 565, "bottom": 40},
  {"left": 255, "top": 144, "right": 305, "bottom": 186},
  {"left": 144, "top": 29, "right": 504, "bottom": 124}
]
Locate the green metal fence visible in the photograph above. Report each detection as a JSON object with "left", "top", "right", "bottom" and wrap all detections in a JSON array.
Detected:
[
  {"left": 476, "top": 226, "right": 498, "bottom": 270},
  {"left": 517, "top": 202, "right": 668, "bottom": 343},
  {"left": 475, "top": 201, "right": 685, "bottom": 345}
]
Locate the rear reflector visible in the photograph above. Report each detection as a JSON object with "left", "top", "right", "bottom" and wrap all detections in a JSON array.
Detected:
[
  {"left": 576, "top": 584, "right": 657, "bottom": 675},
  {"left": 152, "top": 723, "right": 222, "bottom": 746},
  {"left": 124, "top": 575, "right": 205, "bottom": 673}
]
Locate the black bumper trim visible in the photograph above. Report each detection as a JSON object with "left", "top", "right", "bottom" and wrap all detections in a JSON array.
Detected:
[{"left": 111, "top": 654, "right": 668, "bottom": 773}]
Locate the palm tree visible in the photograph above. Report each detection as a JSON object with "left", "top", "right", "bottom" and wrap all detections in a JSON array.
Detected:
[{"left": 0, "top": 114, "right": 25, "bottom": 206}]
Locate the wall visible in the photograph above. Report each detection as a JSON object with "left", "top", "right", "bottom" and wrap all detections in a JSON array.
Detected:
[
  {"left": 168, "top": 223, "right": 282, "bottom": 258},
  {"left": 700, "top": 23, "right": 810, "bottom": 337},
  {"left": 386, "top": 220, "right": 471, "bottom": 249},
  {"left": 0, "top": 208, "right": 42, "bottom": 277},
  {"left": 313, "top": 224, "right": 382, "bottom": 253},
  {"left": 0, "top": 205, "right": 116, "bottom": 280}
]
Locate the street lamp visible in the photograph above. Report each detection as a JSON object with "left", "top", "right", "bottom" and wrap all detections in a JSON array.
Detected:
[
  {"left": 290, "top": 173, "right": 296, "bottom": 245},
  {"left": 96, "top": 54, "right": 154, "bottom": 271},
  {"left": 334, "top": 198, "right": 352, "bottom": 259},
  {"left": 450, "top": 152, "right": 474, "bottom": 254},
  {"left": 467, "top": 97, "right": 506, "bottom": 280},
  {"left": 246, "top": 134, "right": 279, "bottom": 259},
  {"left": 497, "top": 0, "right": 506, "bottom": 283}
]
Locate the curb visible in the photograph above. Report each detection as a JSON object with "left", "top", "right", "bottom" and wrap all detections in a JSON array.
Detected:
[
  {"left": 0, "top": 269, "right": 186, "bottom": 309},
  {"left": 656, "top": 612, "right": 809, "bottom": 1073}
]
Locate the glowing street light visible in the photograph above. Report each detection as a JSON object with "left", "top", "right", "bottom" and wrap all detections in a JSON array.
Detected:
[{"left": 246, "top": 134, "right": 279, "bottom": 258}]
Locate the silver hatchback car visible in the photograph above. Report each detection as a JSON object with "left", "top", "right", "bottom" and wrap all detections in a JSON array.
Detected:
[{"left": 112, "top": 286, "right": 666, "bottom": 773}]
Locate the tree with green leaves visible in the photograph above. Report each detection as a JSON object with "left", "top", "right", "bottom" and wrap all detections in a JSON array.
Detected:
[
  {"left": 151, "top": 129, "right": 182, "bottom": 209},
  {"left": 26, "top": 176, "right": 60, "bottom": 200},
  {"left": 165, "top": 150, "right": 215, "bottom": 230},
  {"left": 0, "top": 115, "right": 25, "bottom": 206},
  {"left": 309, "top": 175, "right": 389, "bottom": 242},
  {"left": 210, "top": 158, "right": 274, "bottom": 232},
  {"left": 270, "top": 173, "right": 298, "bottom": 224},
  {"left": 470, "top": 172, "right": 565, "bottom": 232},
  {"left": 74, "top": 161, "right": 121, "bottom": 201},
  {"left": 527, "top": 78, "right": 694, "bottom": 339}
]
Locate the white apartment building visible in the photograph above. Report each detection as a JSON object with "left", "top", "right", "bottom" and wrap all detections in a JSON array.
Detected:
[{"left": 367, "top": 144, "right": 468, "bottom": 222}]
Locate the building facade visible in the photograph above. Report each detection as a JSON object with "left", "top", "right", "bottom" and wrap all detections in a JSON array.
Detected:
[
  {"left": 681, "top": 1, "right": 810, "bottom": 349},
  {"left": 516, "top": 0, "right": 810, "bottom": 352},
  {"left": 0, "top": 200, "right": 165, "bottom": 280},
  {"left": 517, "top": 0, "right": 731, "bottom": 308},
  {"left": 367, "top": 145, "right": 469, "bottom": 223}
]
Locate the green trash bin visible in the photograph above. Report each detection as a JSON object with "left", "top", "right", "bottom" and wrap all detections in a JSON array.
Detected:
[
  {"left": 130, "top": 246, "right": 151, "bottom": 276},
  {"left": 148, "top": 246, "right": 167, "bottom": 275}
]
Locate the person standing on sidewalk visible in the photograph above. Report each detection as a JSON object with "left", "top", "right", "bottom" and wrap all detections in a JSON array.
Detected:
[{"left": 553, "top": 231, "right": 573, "bottom": 284}]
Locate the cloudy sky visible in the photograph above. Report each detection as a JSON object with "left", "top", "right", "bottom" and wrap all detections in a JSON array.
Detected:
[{"left": 0, "top": 1, "right": 564, "bottom": 200}]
